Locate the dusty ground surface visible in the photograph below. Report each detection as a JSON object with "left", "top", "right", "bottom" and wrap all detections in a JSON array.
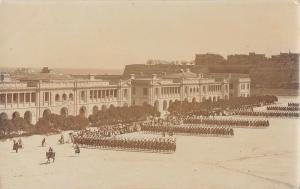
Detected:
[{"left": 0, "top": 97, "right": 299, "bottom": 189}]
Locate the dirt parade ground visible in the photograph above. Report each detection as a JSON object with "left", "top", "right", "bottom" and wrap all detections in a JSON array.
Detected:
[{"left": 0, "top": 98, "right": 299, "bottom": 189}]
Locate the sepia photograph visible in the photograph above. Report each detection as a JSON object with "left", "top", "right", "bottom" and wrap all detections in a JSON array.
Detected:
[{"left": 0, "top": 0, "right": 299, "bottom": 189}]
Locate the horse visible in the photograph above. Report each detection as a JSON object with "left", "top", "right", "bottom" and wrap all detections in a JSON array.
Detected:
[
  {"left": 58, "top": 137, "right": 64, "bottom": 144},
  {"left": 13, "top": 140, "right": 19, "bottom": 153},
  {"left": 46, "top": 152, "right": 55, "bottom": 163},
  {"left": 17, "top": 139, "right": 23, "bottom": 148}
]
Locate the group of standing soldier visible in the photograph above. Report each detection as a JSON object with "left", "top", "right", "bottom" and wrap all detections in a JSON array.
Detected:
[
  {"left": 183, "top": 117, "right": 269, "bottom": 128},
  {"left": 73, "top": 133, "right": 176, "bottom": 153},
  {"left": 267, "top": 106, "right": 300, "bottom": 111}
]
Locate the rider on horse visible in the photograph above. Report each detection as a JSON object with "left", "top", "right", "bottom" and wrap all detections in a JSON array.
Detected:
[
  {"left": 46, "top": 147, "right": 55, "bottom": 163},
  {"left": 48, "top": 147, "right": 53, "bottom": 153},
  {"left": 13, "top": 140, "right": 18, "bottom": 153},
  {"left": 18, "top": 138, "right": 22, "bottom": 147}
]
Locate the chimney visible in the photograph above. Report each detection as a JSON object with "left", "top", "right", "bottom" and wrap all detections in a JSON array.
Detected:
[
  {"left": 130, "top": 74, "right": 135, "bottom": 80},
  {"left": 89, "top": 74, "right": 95, "bottom": 80},
  {"left": 152, "top": 74, "right": 157, "bottom": 79}
]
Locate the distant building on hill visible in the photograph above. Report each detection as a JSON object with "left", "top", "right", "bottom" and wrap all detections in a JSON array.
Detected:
[
  {"left": 146, "top": 59, "right": 194, "bottom": 66},
  {"left": 227, "top": 52, "right": 267, "bottom": 64},
  {"left": 195, "top": 53, "right": 225, "bottom": 65},
  {"left": 270, "top": 52, "right": 299, "bottom": 64}
]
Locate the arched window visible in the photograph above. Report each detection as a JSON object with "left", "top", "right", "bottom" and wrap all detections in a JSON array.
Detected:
[
  {"left": 62, "top": 94, "right": 67, "bottom": 101},
  {"left": 163, "top": 100, "right": 168, "bottom": 110},
  {"left": 79, "top": 106, "right": 86, "bottom": 117},
  {"left": 93, "top": 106, "right": 99, "bottom": 115},
  {"left": 55, "top": 94, "right": 60, "bottom": 102},
  {"left": 24, "top": 111, "right": 32, "bottom": 124},
  {"left": 61, "top": 107, "right": 68, "bottom": 117},
  {"left": 69, "top": 93, "right": 73, "bottom": 100},
  {"left": 80, "top": 91, "right": 85, "bottom": 101},
  {"left": 12, "top": 111, "right": 20, "bottom": 119}
]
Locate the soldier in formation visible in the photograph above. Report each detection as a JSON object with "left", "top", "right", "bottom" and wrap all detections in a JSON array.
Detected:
[
  {"left": 183, "top": 117, "right": 269, "bottom": 128},
  {"left": 141, "top": 123, "right": 234, "bottom": 137},
  {"left": 267, "top": 106, "right": 300, "bottom": 111},
  {"left": 288, "top": 102, "right": 300, "bottom": 107},
  {"left": 233, "top": 110, "right": 300, "bottom": 118},
  {"left": 73, "top": 134, "right": 176, "bottom": 153}
]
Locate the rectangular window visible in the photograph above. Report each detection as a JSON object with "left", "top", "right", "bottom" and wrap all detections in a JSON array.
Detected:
[
  {"left": 7, "top": 93, "right": 12, "bottom": 103},
  {"left": 114, "top": 89, "right": 117, "bottom": 97},
  {"left": 143, "top": 88, "right": 148, "bottom": 96},
  {"left": 98, "top": 90, "right": 101, "bottom": 98},
  {"left": 247, "top": 83, "right": 250, "bottom": 89},
  {"left": 80, "top": 91, "right": 85, "bottom": 101},
  {"left": 203, "top": 86, "right": 206, "bottom": 93},
  {"left": 20, "top": 93, "right": 24, "bottom": 103},
  {"left": 123, "top": 89, "right": 128, "bottom": 98},
  {"left": 0, "top": 94, "right": 5, "bottom": 104},
  {"left": 155, "top": 88, "right": 158, "bottom": 96},
  {"left": 230, "top": 83, "right": 233, "bottom": 89},
  {"left": 13, "top": 93, "right": 18, "bottom": 103},
  {"left": 94, "top": 90, "right": 97, "bottom": 99},
  {"left": 31, "top": 93, "right": 36, "bottom": 103},
  {"left": 45, "top": 92, "right": 49, "bottom": 102},
  {"left": 25, "top": 93, "right": 30, "bottom": 102},
  {"left": 90, "top": 90, "right": 93, "bottom": 99}
]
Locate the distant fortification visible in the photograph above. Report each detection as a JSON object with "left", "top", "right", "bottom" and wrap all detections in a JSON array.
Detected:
[{"left": 123, "top": 52, "right": 299, "bottom": 95}]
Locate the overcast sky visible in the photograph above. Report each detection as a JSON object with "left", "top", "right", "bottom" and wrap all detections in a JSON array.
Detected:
[{"left": 0, "top": 0, "right": 299, "bottom": 69}]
